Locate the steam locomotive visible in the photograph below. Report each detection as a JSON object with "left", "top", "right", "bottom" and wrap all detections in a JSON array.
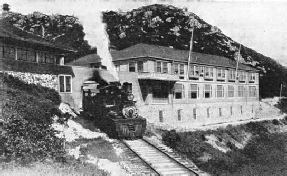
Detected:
[{"left": 82, "top": 70, "right": 146, "bottom": 139}]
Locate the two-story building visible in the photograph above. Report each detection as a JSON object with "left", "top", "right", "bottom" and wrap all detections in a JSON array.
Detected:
[
  {"left": 0, "top": 18, "right": 94, "bottom": 110},
  {"left": 109, "top": 43, "right": 260, "bottom": 126}
]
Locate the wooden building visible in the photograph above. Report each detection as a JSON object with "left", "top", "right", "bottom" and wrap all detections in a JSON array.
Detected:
[{"left": 109, "top": 43, "right": 260, "bottom": 126}]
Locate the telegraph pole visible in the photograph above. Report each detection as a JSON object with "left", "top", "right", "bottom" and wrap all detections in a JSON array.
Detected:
[
  {"left": 186, "top": 27, "right": 194, "bottom": 80},
  {"left": 280, "top": 83, "right": 283, "bottom": 100}
]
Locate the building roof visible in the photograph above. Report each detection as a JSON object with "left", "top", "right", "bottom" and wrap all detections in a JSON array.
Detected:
[
  {"left": 66, "top": 53, "right": 102, "bottom": 66},
  {"left": 0, "top": 19, "right": 75, "bottom": 52},
  {"left": 111, "top": 43, "right": 258, "bottom": 71}
]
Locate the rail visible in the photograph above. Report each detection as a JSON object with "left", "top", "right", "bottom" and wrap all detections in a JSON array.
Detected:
[
  {"left": 122, "top": 139, "right": 199, "bottom": 176},
  {"left": 121, "top": 139, "right": 160, "bottom": 176}
]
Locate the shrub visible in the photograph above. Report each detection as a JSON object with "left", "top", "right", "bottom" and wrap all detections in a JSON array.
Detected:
[
  {"left": 276, "top": 98, "right": 287, "bottom": 113},
  {"left": 226, "top": 141, "right": 236, "bottom": 150},
  {"left": 272, "top": 119, "right": 280, "bottom": 125},
  {"left": 1, "top": 76, "right": 65, "bottom": 164},
  {"left": 162, "top": 130, "right": 180, "bottom": 149},
  {"left": 246, "top": 122, "right": 268, "bottom": 135}
]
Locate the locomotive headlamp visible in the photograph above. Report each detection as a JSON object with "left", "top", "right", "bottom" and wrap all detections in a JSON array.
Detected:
[{"left": 127, "top": 93, "right": 134, "bottom": 101}]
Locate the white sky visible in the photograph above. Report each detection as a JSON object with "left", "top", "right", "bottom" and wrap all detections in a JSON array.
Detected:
[{"left": 2, "top": 0, "right": 287, "bottom": 65}]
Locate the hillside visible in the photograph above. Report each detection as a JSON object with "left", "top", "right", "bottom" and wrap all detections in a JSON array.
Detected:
[
  {"left": 102, "top": 4, "right": 287, "bottom": 98},
  {"left": 159, "top": 116, "right": 287, "bottom": 175},
  {"left": 0, "top": 73, "right": 113, "bottom": 175}
]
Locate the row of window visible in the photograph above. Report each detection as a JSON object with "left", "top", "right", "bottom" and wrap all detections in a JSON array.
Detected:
[
  {"left": 1, "top": 45, "right": 58, "bottom": 64},
  {"left": 173, "top": 83, "right": 257, "bottom": 99},
  {"left": 124, "top": 61, "right": 256, "bottom": 82},
  {"left": 159, "top": 105, "right": 255, "bottom": 122}
]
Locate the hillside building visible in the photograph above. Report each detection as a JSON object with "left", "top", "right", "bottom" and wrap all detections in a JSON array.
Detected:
[
  {"left": 0, "top": 19, "right": 86, "bottom": 109},
  {"left": 109, "top": 44, "right": 260, "bottom": 126}
]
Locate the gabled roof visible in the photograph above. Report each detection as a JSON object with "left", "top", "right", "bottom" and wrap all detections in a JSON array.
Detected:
[
  {"left": 0, "top": 19, "right": 74, "bottom": 52},
  {"left": 111, "top": 43, "right": 258, "bottom": 71},
  {"left": 66, "top": 53, "right": 102, "bottom": 67}
]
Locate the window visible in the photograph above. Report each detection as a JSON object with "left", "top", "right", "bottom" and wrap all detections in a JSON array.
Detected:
[
  {"left": 59, "top": 75, "right": 72, "bottom": 93},
  {"left": 17, "top": 48, "right": 27, "bottom": 61},
  {"left": 163, "top": 62, "right": 168, "bottom": 73},
  {"left": 189, "top": 65, "right": 199, "bottom": 77},
  {"left": 249, "top": 86, "right": 257, "bottom": 97},
  {"left": 228, "top": 85, "right": 234, "bottom": 97},
  {"left": 38, "top": 52, "right": 55, "bottom": 64},
  {"left": 252, "top": 105, "right": 254, "bottom": 113},
  {"left": 239, "top": 71, "right": 247, "bottom": 82},
  {"left": 249, "top": 72, "right": 256, "bottom": 82},
  {"left": 179, "top": 64, "right": 185, "bottom": 75},
  {"left": 178, "top": 109, "right": 182, "bottom": 121},
  {"left": 152, "top": 82, "right": 169, "bottom": 103},
  {"left": 159, "top": 110, "right": 163, "bottom": 122},
  {"left": 219, "top": 108, "right": 222, "bottom": 117},
  {"left": 216, "top": 85, "right": 224, "bottom": 98},
  {"left": 204, "top": 84, "right": 212, "bottom": 98},
  {"left": 193, "top": 108, "right": 197, "bottom": 119},
  {"left": 156, "top": 61, "right": 162, "bottom": 73},
  {"left": 129, "top": 62, "right": 136, "bottom": 72},
  {"left": 230, "top": 106, "right": 233, "bottom": 115},
  {"left": 228, "top": 69, "right": 236, "bottom": 80},
  {"left": 122, "top": 82, "right": 132, "bottom": 93},
  {"left": 38, "top": 52, "right": 45, "bottom": 63},
  {"left": 217, "top": 68, "right": 225, "bottom": 80},
  {"left": 17, "top": 48, "right": 36, "bottom": 62},
  {"left": 173, "top": 63, "right": 179, "bottom": 74},
  {"left": 189, "top": 84, "right": 199, "bottom": 99},
  {"left": 46, "top": 53, "right": 55, "bottom": 64},
  {"left": 238, "top": 86, "right": 245, "bottom": 97},
  {"left": 137, "top": 61, "right": 143, "bottom": 72},
  {"left": 240, "top": 106, "right": 243, "bottom": 114},
  {"left": 205, "top": 67, "right": 213, "bottom": 78},
  {"left": 174, "top": 83, "right": 185, "bottom": 99},
  {"left": 27, "top": 50, "right": 37, "bottom": 62},
  {"left": 115, "top": 65, "right": 120, "bottom": 71},
  {"left": 207, "top": 108, "right": 210, "bottom": 118},
  {"left": 3, "top": 45, "right": 15, "bottom": 59}
]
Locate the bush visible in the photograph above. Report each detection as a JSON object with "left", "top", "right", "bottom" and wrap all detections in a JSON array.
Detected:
[
  {"left": 162, "top": 130, "right": 180, "bottom": 149},
  {"left": 272, "top": 119, "right": 280, "bottom": 125},
  {"left": 1, "top": 76, "right": 65, "bottom": 164},
  {"left": 246, "top": 122, "right": 268, "bottom": 135}
]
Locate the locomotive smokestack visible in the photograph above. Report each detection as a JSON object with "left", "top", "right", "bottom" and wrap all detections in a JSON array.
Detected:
[{"left": 1, "top": 3, "right": 10, "bottom": 19}]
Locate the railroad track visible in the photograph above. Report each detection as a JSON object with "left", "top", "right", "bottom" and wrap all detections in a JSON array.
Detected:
[{"left": 122, "top": 138, "right": 203, "bottom": 176}]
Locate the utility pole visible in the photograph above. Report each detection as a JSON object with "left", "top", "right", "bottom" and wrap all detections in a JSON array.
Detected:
[
  {"left": 280, "top": 83, "right": 283, "bottom": 100},
  {"left": 186, "top": 16, "right": 198, "bottom": 81},
  {"left": 186, "top": 27, "right": 194, "bottom": 80}
]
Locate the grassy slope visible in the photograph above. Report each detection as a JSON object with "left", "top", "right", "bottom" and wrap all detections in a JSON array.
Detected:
[
  {"left": 0, "top": 74, "right": 108, "bottom": 175},
  {"left": 161, "top": 118, "right": 287, "bottom": 176}
]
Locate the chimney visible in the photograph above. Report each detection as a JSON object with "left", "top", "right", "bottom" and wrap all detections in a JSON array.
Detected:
[{"left": 1, "top": 3, "right": 10, "bottom": 19}]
